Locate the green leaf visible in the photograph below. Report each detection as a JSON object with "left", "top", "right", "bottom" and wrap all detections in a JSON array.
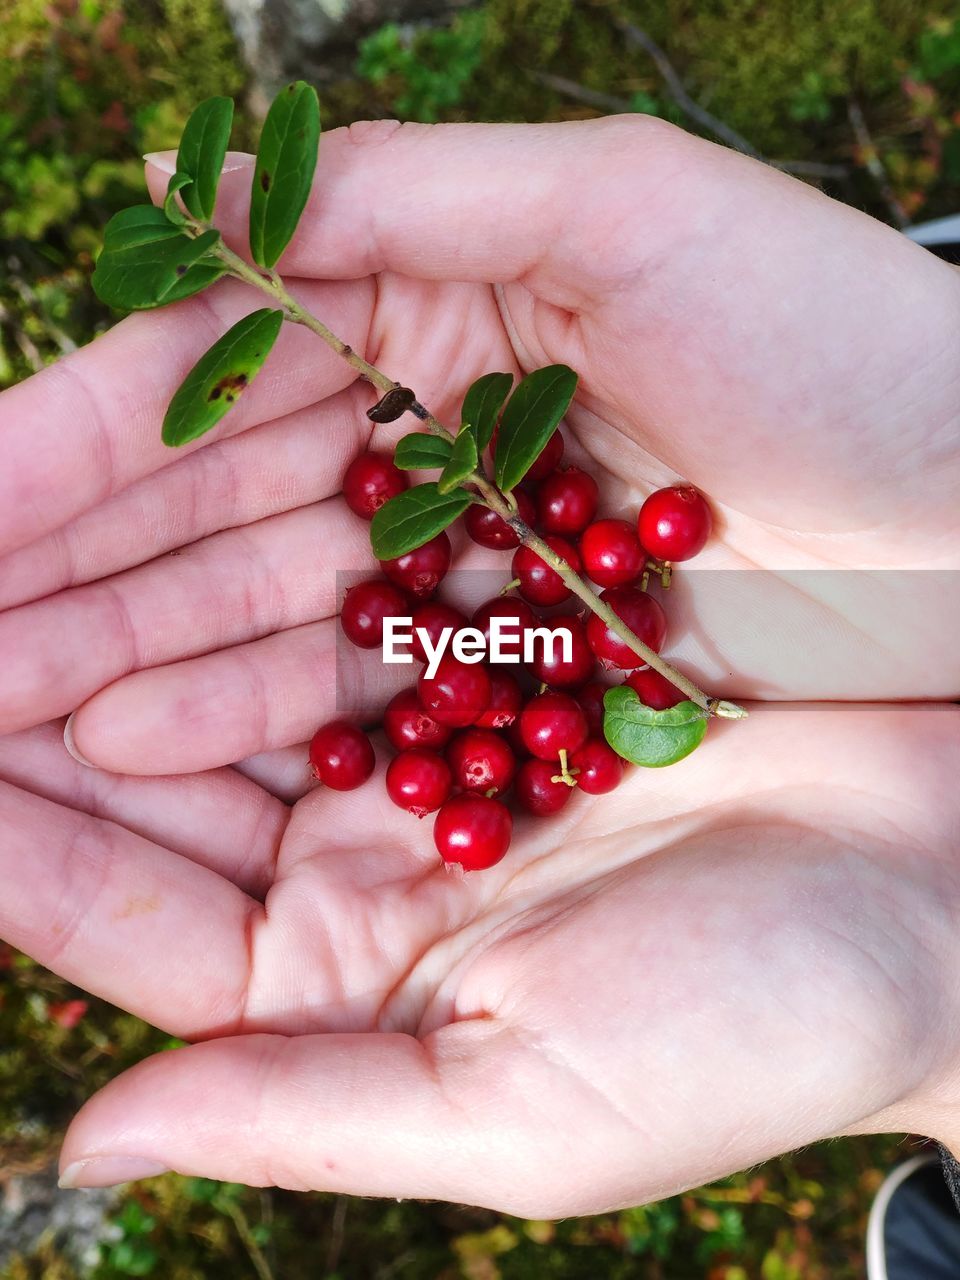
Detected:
[
  {"left": 371, "top": 483, "right": 472, "bottom": 559},
  {"left": 437, "top": 427, "right": 478, "bottom": 494},
  {"left": 602, "top": 686, "right": 707, "bottom": 767},
  {"left": 162, "top": 308, "right": 284, "bottom": 447},
  {"left": 93, "top": 206, "right": 225, "bottom": 310},
  {"left": 163, "top": 172, "right": 193, "bottom": 225},
  {"left": 461, "top": 371, "right": 512, "bottom": 451},
  {"left": 176, "top": 95, "right": 234, "bottom": 220},
  {"left": 494, "top": 364, "right": 578, "bottom": 492},
  {"left": 394, "top": 433, "right": 454, "bottom": 471},
  {"left": 249, "top": 80, "right": 321, "bottom": 268}
]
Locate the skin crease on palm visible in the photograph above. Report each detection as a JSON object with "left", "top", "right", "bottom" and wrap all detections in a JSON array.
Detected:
[{"left": 0, "top": 115, "right": 959, "bottom": 1211}]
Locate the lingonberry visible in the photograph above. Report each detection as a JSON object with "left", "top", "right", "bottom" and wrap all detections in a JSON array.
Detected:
[
  {"left": 341, "top": 578, "right": 410, "bottom": 650},
  {"left": 625, "top": 666, "right": 686, "bottom": 710},
  {"left": 515, "top": 758, "right": 574, "bottom": 816},
  {"left": 474, "top": 669, "right": 523, "bottom": 729},
  {"left": 380, "top": 531, "right": 451, "bottom": 600},
  {"left": 386, "top": 749, "right": 452, "bottom": 817},
  {"left": 342, "top": 450, "right": 407, "bottom": 519},
  {"left": 464, "top": 489, "right": 536, "bottom": 550},
  {"left": 586, "top": 586, "right": 667, "bottom": 670},
  {"left": 569, "top": 738, "right": 624, "bottom": 794},
  {"left": 528, "top": 613, "right": 596, "bottom": 688},
  {"left": 409, "top": 601, "right": 468, "bottom": 664},
  {"left": 637, "top": 485, "right": 712, "bottom": 562},
  {"left": 580, "top": 518, "right": 646, "bottom": 588},
  {"left": 434, "top": 793, "right": 513, "bottom": 870},
  {"left": 447, "top": 729, "right": 517, "bottom": 795},
  {"left": 512, "top": 535, "right": 582, "bottom": 607},
  {"left": 472, "top": 595, "right": 537, "bottom": 660},
  {"left": 520, "top": 691, "right": 588, "bottom": 761},
  {"left": 418, "top": 655, "right": 491, "bottom": 727},
  {"left": 524, "top": 428, "right": 565, "bottom": 480},
  {"left": 309, "top": 720, "right": 375, "bottom": 790},
  {"left": 383, "top": 687, "right": 452, "bottom": 751},
  {"left": 536, "top": 467, "right": 599, "bottom": 536},
  {"left": 576, "top": 680, "right": 608, "bottom": 736}
]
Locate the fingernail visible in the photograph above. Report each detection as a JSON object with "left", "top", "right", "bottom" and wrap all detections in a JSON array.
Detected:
[
  {"left": 58, "top": 1156, "right": 169, "bottom": 1190},
  {"left": 142, "top": 151, "right": 177, "bottom": 174},
  {"left": 63, "top": 713, "right": 98, "bottom": 769}
]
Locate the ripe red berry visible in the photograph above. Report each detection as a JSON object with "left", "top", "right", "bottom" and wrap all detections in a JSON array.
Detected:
[
  {"left": 342, "top": 450, "right": 407, "bottom": 519},
  {"left": 434, "top": 793, "right": 513, "bottom": 870},
  {"left": 472, "top": 595, "right": 537, "bottom": 660},
  {"left": 515, "top": 758, "right": 574, "bottom": 815},
  {"left": 341, "top": 578, "right": 410, "bottom": 650},
  {"left": 625, "top": 666, "right": 685, "bottom": 710},
  {"left": 383, "top": 687, "right": 452, "bottom": 751},
  {"left": 386, "top": 749, "right": 452, "bottom": 817},
  {"left": 380, "top": 532, "right": 451, "bottom": 600},
  {"left": 474, "top": 669, "right": 523, "bottom": 729},
  {"left": 576, "top": 680, "right": 608, "bottom": 736},
  {"left": 569, "top": 738, "right": 624, "bottom": 794},
  {"left": 418, "top": 655, "right": 491, "bottom": 727},
  {"left": 520, "top": 691, "right": 588, "bottom": 761},
  {"left": 580, "top": 518, "right": 646, "bottom": 588},
  {"left": 586, "top": 587, "right": 667, "bottom": 670},
  {"left": 512, "top": 535, "right": 582, "bottom": 607},
  {"left": 447, "top": 729, "right": 517, "bottom": 795},
  {"left": 537, "top": 467, "right": 599, "bottom": 536},
  {"left": 524, "top": 429, "right": 565, "bottom": 480},
  {"left": 527, "top": 613, "right": 595, "bottom": 688},
  {"left": 637, "top": 485, "right": 712, "bottom": 562},
  {"left": 464, "top": 489, "right": 536, "bottom": 550},
  {"left": 309, "top": 720, "right": 375, "bottom": 790},
  {"left": 409, "top": 601, "right": 468, "bottom": 664}
]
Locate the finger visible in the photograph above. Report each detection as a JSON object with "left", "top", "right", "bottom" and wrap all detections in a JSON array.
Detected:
[
  {"left": 234, "top": 742, "right": 315, "bottom": 804},
  {"left": 0, "top": 721, "right": 285, "bottom": 896},
  {"left": 0, "top": 779, "right": 256, "bottom": 1035}
]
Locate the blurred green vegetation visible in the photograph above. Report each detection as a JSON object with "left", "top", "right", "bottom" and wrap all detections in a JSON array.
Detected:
[{"left": 1, "top": 1, "right": 956, "bottom": 1274}]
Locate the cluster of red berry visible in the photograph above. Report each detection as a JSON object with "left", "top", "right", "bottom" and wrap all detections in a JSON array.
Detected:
[{"left": 309, "top": 429, "right": 712, "bottom": 871}]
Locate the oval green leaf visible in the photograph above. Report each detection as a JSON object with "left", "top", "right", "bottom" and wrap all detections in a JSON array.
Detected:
[
  {"left": 176, "top": 95, "right": 234, "bottom": 221},
  {"left": 494, "top": 364, "right": 578, "bottom": 493},
  {"left": 162, "top": 308, "right": 284, "bottom": 447},
  {"left": 93, "top": 207, "right": 224, "bottom": 310},
  {"left": 437, "top": 427, "right": 478, "bottom": 494},
  {"left": 249, "top": 80, "right": 321, "bottom": 269},
  {"left": 602, "top": 686, "right": 708, "bottom": 768},
  {"left": 371, "top": 483, "right": 472, "bottom": 560},
  {"left": 394, "top": 432, "right": 453, "bottom": 471},
  {"left": 163, "top": 172, "right": 193, "bottom": 225},
  {"left": 461, "top": 371, "right": 513, "bottom": 451}
]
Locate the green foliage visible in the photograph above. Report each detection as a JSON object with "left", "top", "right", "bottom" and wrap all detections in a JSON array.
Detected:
[
  {"left": 603, "top": 688, "right": 708, "bottom": 766},
  {"left": 370, "top": 483, "right": 473, "bottom": 559},
  {"left": 437, "top": 427, "right": 479, "bottom": 493},
  {"left": 92, "top": 207, "right": 222, "bottom": 310},
  {"left": 249, "top": 81, "right": 321, "bottom": 268},
  {"left": 461, "top": 371, "right": 513, "bottom": 452},
  {"left": 175, "top": 96, "right": 235, "bottom": 221},
  {"left": 355, "top": 9, "right": 488, "bottom": 122},
  {"left": 394, "top": 433, "right": 454, "bottom": 470},
  {"left": 493, "top": 365, "right": 578, "bottom": 494}
]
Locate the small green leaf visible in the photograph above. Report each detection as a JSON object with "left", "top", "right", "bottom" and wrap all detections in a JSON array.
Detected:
[
  {"left": 602, "top": 686, "right": 707, "bottom": 767},
  {"left": 163, "top": 172, "right": 193, "bottom": 225},
  {"left": 394, "top": 432, "right": 453, "bottom": 471},
  {"left": 176, "top": 95, "right": 234, "bottom": 220},
  {"left": 93, "top": 206, "right": 224, "bottom": 310},
  {"left": 437, "top": 427, "right": 478, "bottom": 494},
  {"left": 162, "top": 308, "right": 284, "bottom": 447},
  {"left": 461, "top": 371, "right": 513, "bottom": 451},
  {"left": 371, "top": 483, "right": 472, "bottom": 559},
  {"left": 494, "top": 364, "right": 578, "bottom": 493},
  {"left": 249, "top": 80, "right": 321, "bottom": 268}
]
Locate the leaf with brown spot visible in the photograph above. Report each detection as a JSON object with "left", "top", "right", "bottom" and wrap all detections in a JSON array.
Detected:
[{"left": 249, "top": 80, "right": 321, "bottom": 268}]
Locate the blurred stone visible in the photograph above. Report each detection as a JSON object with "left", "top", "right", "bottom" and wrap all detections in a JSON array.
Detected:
[{"left": 0, "top": 1166, "right": 118, "bottom": 1269}]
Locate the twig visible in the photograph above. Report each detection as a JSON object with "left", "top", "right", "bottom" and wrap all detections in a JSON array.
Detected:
[
  {"left": 847, "top": 99, "right": 910, "bottom": 228},
  {"left": 326, "top": 1196, "right": 348, "bottom": 1272},
  {"left": 216, "top": 1193, "right": 275, "bottom": 1280}
]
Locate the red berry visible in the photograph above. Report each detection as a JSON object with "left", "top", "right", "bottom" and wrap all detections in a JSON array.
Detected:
[
  {"left": 537, "top": 467, "right": 599, "bottom": 536},
  {"left": 569, "top": 738, "right": 624, "bottom": 794},
  {"left": 380, "top": 532, "right": 451, "bottom": 600},
  {"left": 447, "top": 729, "right": 517, "bottom": 795},
  {"left": 464, "top": 490, "right": 536, "bottom": 550},
  {"left": 434, "top": 793, "right": 513, "bottom": 870},
  {"left": 512, "top": 535, "right": 582, "bottom": 607},
  {"left": 625, "top": 666, "right": 685, "bottom": 710},
  {"left": 527, "top": 613, "right": 595, "bottom": 688},
  {"left": 576, "top": 680, "right": 608, "bottom": 736},
  {"left": 580, "top": 519, "right": 646, "bottom": 588},
  {"left": 341, "top": 578, "right": 410, "bottom": 650},
  {"left": 637, "top": 485, "right": 712, "bottom": 562},
  {"left": 474, "top": 669, "right": 523, "bottom": 729},
  {"left": 515, "top": 759, "right": 574, "bottom": 815},
  {"left": 383, "top": 687, "right": 452, "bottom": 751},
  {"left": 386, "top": 749, "right": 452, "bottom": 817},
  {"left": 472, "top": 595, "right": 537, "bottom": 660},
  {"left": 309, "top": 720, "right": 375, "bottom": 790},
  {"left": 342, "top": 450, "right": 407, "bottom": 519},
  {"left": 410, "top": 601, "right": 468, "bottom": 664},
  {"left": 524, "top": 429, "right": 565, "bottom": 480},
  {"left": 586, "top": 587, "right": 667, "bottom": 670},
  {"left": 520, "top": 691, "right": 588, "bottom": 761},
  {"left": 418, "top": 655, "right": 491, "bottom": 727}
]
